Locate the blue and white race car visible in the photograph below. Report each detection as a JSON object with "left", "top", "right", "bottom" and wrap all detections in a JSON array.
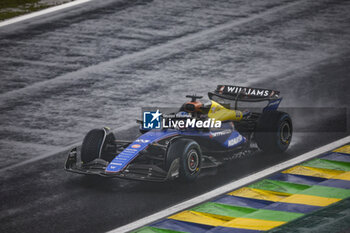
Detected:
[{"left": 65, "top": 85, "right": 292, "bottom": 182}]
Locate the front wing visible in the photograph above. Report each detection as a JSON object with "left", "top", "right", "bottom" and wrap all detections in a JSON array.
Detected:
[{"left": 64, "top": 148, "right": 180, "bottom": 182}]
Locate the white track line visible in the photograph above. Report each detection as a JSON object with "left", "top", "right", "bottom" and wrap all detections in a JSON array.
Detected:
[
  {"left": 0, "top": 0, "right": 93, "bottom": 28},
  {"left": 0, "top": 141, "right": 81, "bottom": 173},
  {"left": 108, "top": 135, "right": 350, "bottom": 233}
]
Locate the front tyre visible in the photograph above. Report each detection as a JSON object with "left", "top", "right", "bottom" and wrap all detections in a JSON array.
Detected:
[
  {"left": 255, "top": 111, "right": 292, "bottom": 153},
  {"left": 166, "top": 139, "right": 202, "bottom": 182},
  {"left": 81, "top": 128, "right": 116, "bottom": 163}
]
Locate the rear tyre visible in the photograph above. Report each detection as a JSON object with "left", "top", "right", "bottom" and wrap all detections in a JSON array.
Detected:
[
  {"left": 166, "top": 138, "right": 202, "bottom": 182},
  {"left": 255, "top": 111, "right": 292, "bottom": 153},
  {"left": 81, "top": 128, "right": 116, "bottom": 163}
]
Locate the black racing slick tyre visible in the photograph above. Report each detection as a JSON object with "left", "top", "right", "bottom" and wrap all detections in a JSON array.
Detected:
[
  {"left": 255, "top": 111, "right": 292, "bottom": 153},
  {"left": 81, "top": 128, "right": 116, "bottom": 163},
  {"left": 166, "top": 138, "right": 202, "bottom": 182}
]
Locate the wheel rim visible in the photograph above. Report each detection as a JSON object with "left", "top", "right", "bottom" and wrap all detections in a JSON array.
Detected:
[
  {"left": 187, "top": 149, "right": 199, "bottom": 173},
  {"left": 280, "top": 121, "right": 291, "bottom": 144}
]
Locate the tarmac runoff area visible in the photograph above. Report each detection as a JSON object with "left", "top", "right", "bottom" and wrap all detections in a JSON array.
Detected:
[{"left": 126, "top": 145, "right": 350, "bottom": 233}]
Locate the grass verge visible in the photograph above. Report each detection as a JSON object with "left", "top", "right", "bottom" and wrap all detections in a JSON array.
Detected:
[{"left": 0, "top": 0, "right": 71, "bottom": 21}]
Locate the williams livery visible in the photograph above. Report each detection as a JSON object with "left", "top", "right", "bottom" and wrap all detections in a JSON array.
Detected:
[{"left": 65, "top": 85, "right": 293, "bottom": 182}]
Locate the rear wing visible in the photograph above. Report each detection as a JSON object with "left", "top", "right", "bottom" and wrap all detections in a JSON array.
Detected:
[
  {"left": 208, "top": 85, "right": 280, "bottom": 101},
  {"left": 208, "top": 85, "right": 282, "bottom": 111}
]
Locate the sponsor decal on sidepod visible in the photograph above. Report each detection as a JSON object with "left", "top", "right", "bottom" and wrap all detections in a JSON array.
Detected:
[
  {"left": 228, "top": 135, "right": 243, "bottom": 147},
  {"left": 210, "top": 129, "right": 232, "bottom": 138}
]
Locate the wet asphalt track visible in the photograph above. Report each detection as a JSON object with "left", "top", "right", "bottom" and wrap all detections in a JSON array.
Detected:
[{"left": 0, "top": 0, "right": 350, "bottom": 232}]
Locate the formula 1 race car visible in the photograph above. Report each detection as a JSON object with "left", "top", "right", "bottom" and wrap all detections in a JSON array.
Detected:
[{"left": 65, "top": 85, "right": 292, "bottom": 182}]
